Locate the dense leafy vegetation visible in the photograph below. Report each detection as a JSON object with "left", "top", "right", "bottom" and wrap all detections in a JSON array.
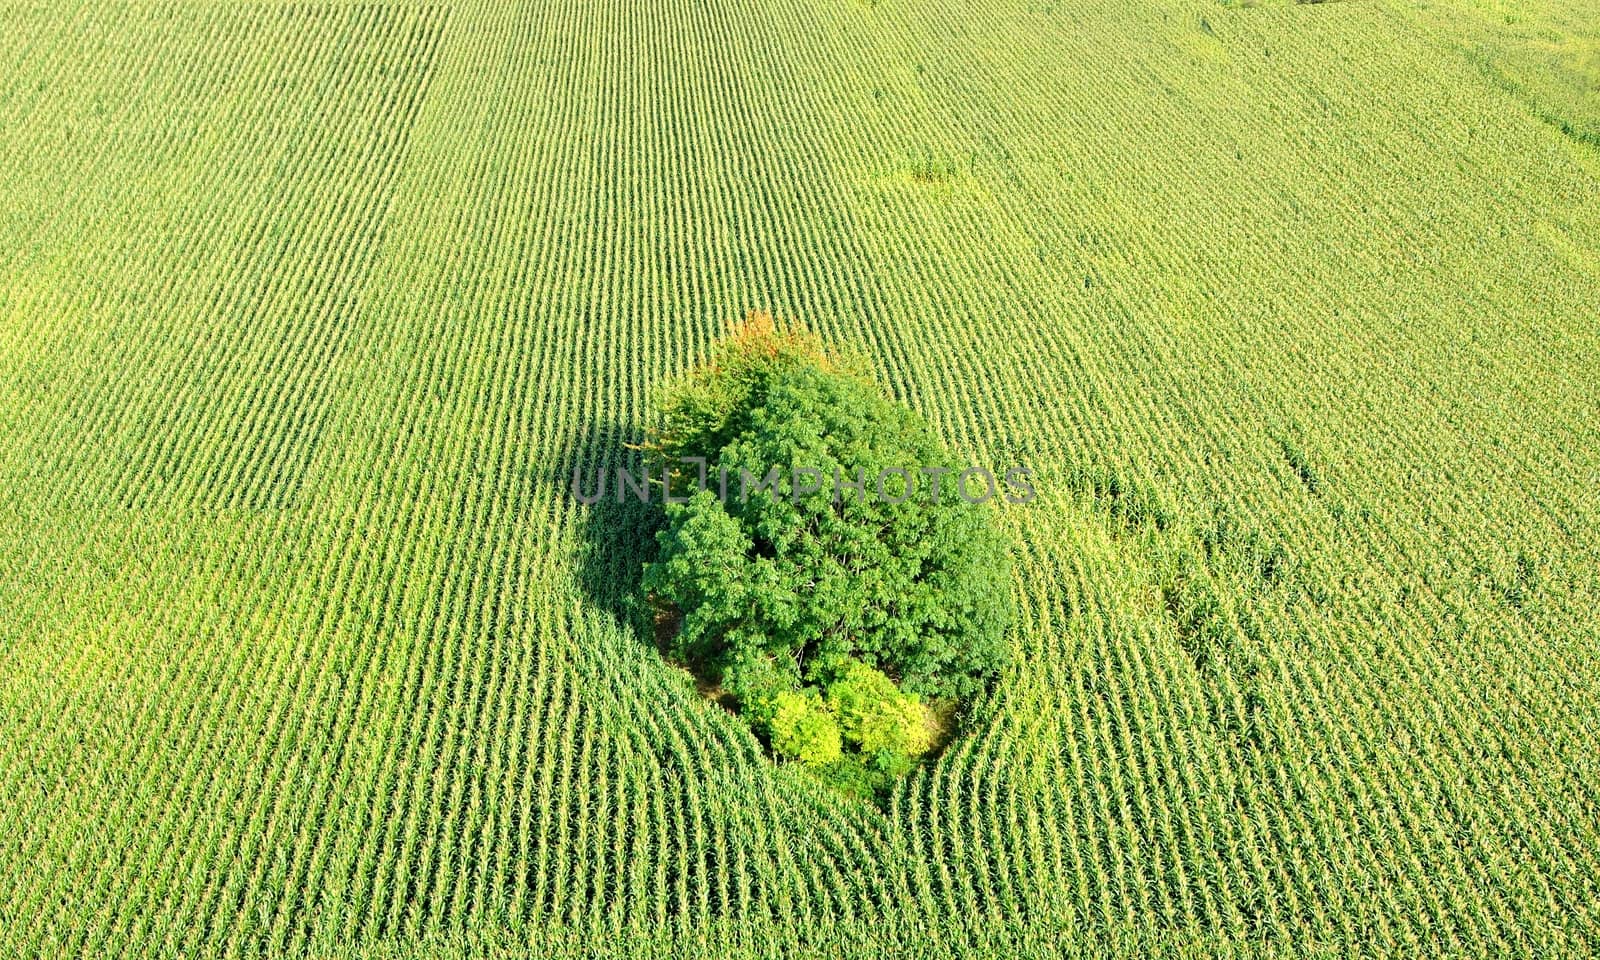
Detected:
[{"left": 642, "top": 316, "right": 1013, "bottom": 796}]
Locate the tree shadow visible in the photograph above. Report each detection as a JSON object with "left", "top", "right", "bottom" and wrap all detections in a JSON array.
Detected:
[{"left": 559, "top": 418, "right": 668, "bottom": 648}]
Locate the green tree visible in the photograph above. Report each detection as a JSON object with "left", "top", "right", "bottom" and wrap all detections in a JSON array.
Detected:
[{"left": 641, "top": 313, "right": 1014, "bottom": 796}]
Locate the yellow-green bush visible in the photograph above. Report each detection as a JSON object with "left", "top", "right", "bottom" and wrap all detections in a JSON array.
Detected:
[{"left": 767, "top": 691, "right": 843, "bottom": 766}]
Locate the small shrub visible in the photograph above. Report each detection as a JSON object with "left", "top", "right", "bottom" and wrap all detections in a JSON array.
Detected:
[
  {"left": 768, "top": 691, "right": 843, "bottom": 766},
  {"left": 825, "top": 658, "right": 935, "bottom": 759}
]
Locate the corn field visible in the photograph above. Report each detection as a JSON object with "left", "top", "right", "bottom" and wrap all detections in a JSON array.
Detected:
[{"left": 1, "top": 0, "right": 1597, "bottom": 957}]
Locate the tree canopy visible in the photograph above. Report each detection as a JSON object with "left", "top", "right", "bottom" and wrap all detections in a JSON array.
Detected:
[{"left": 641, "top": 313, "right": 1014, "bottom": 797}]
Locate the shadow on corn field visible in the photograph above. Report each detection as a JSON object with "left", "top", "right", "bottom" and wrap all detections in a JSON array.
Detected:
[{"left": 560, "top": 419, "right": 667, "bottom": 649}]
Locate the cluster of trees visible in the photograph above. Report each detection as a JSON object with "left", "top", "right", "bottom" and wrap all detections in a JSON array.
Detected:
[{"left": 640, "top": 313, "right": 1013, "bottom": 798}]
